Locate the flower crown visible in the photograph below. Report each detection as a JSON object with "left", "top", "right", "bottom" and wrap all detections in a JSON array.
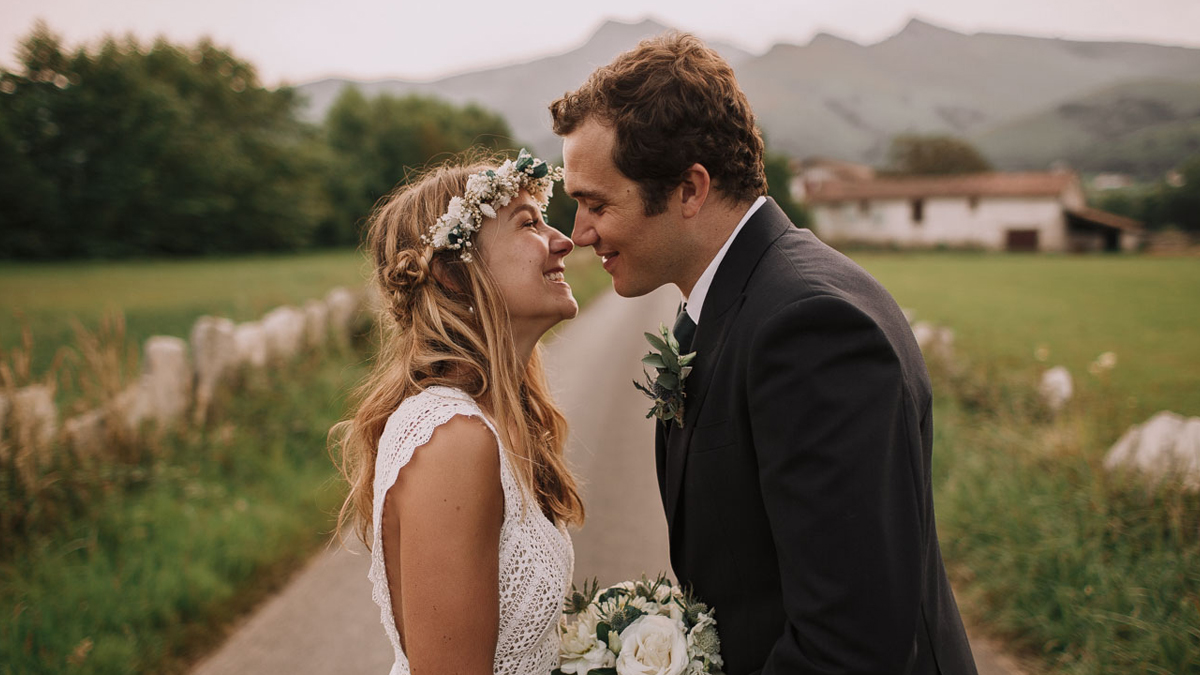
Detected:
[{"left": 421, "top": 149, "right": 564, "bottom": 262}]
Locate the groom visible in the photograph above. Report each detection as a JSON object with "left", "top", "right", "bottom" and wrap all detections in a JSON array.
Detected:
[{"left": 552, "top": 33, "right": 978, "bottom": 675}]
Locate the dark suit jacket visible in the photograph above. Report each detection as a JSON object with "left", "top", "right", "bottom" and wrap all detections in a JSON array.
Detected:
[{"left": 655, "top": 199, "right": 978, "bottom": 675}]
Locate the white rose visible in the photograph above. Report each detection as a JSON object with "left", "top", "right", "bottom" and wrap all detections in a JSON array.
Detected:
[{"left": 615, "top": 615, "right": 689, "bottom": 675}]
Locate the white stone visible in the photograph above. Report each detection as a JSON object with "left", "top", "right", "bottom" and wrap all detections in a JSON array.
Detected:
[
  {"left": 303, "top": 299, "right": 330, "bottom": 349},
  {"left": 326, "top": 287, "right": 362, "bottom": 348},
  {"left": 1038, "top": 366, "right": 1074, "bottom": 412},
  {"left": 262, "top": 306, "right": 306, "bottom": 361},
  {"left": 138, "top": 336, "right": 192, "bottom": 428},
  {"left": 911, "top": 321, "right": 955, "bottom": 362},
  {"left": 364, "top": 283, "right": 385, "bottom": 314},
  {"left": 911, "top": 321, "right": 936, "bottom": 351},
  {"left": 113, "top": 383, "right": 149, "bottom": 433},
  {"left": 190, "top": 316, "right": 236, "bottom": 424},
  {"left": 1104, "top": 411, "right": 1200, "bottom": 490},
  {"left": 10, "top": 384, "right": 57, "bottom": 449},
  {"left": 234, "top": 321, "right": 269, "bottom": 370},
  {"left": 10, "top": 384, "right": 58, "bottom": 478},
  {"left": 63, "top": 408, "right": 108, "bottom": 459}
]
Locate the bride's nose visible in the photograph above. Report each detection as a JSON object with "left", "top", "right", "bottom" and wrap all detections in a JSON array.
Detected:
[{"left": 549, "top": 227, "right": 574, "bottom": 257}]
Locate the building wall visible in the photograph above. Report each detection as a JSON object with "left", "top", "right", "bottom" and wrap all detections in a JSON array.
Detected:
[{"left": 811, "top": 195, "right": 1068, "bottom": 251}]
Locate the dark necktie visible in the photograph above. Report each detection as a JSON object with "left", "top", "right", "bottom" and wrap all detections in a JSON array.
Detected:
[{"left": 673, "top": 304, "right": 697, "bottom": 354}]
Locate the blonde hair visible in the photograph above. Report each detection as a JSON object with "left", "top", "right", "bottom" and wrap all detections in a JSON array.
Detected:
[{"left": 331, "top": 151, "right": 585, "bottom": 548}]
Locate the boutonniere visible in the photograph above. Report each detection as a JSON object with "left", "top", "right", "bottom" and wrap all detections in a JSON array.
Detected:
[{"left": 633, "top": 323, "right": 697, "bottom": 428}]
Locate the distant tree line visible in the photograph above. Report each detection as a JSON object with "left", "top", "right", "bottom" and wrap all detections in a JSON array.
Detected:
[
  {"left": 0, "top": 24, "right": 511, "bottom": 259},
  {"left": 1094, "top": 153, "right": 1200, "bottom": 233},
  {"left": 0, "top": 25, "right": 809, "bottom": 259}
]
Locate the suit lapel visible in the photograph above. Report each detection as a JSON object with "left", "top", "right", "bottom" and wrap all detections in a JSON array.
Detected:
[{"left": 662, "top": 199, "right": 794, "bottom": 530}]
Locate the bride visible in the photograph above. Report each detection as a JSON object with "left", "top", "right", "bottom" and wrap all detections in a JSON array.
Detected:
[{"left": 332, "top": 150, "right": 584, "bottom": 675}]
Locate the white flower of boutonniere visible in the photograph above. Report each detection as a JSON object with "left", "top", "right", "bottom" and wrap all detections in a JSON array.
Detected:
[{"left": 634, "top": 323, "right": 697, "bottom": 428}]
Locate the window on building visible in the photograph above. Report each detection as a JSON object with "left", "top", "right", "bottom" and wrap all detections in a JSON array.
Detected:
[
  {"left": 968, "top": 195, "right": 979, "bottom": 212},
  {"left": 911, "top": 198, "right": 924, "bottom": 224}
]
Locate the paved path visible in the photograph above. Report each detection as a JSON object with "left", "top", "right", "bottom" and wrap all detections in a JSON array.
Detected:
[{"left": 190, "top": 287, "right": 1025, "bottom": 675}]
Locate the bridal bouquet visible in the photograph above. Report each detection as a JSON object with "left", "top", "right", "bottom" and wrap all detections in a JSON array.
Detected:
[{"left": 555, "top": 575, "right": 724, "bottom": 675}]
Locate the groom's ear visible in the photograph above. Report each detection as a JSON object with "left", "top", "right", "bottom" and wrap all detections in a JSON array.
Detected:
[{"left": 678, "top": 163, "right": 710, "bottom": 219}]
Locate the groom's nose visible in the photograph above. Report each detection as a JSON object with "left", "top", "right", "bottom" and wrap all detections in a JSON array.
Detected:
[{"left": 570, "top": 208, "right": 598, "bottom": 249}]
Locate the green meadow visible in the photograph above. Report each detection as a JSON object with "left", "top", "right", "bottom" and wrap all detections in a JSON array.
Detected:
[
  {"left": 853, "top": 252, "right": 1200, "bottom": 422},
  {"left": 0, "top": 248, "right": 612, "bottom": 377},
  {"left": 0, "top": 250, "right": 370, "bottom": 374}
]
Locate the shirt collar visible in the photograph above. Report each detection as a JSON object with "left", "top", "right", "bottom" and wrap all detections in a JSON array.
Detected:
[{"left": 684, "top": 196, "right": 766, "bottom": 324}]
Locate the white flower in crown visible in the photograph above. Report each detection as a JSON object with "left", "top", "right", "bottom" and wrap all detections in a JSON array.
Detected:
[{"left": 423, "top": 149, "right": 563, "bottom": 261}]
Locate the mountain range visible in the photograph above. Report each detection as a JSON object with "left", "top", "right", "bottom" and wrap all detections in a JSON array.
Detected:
[{"left": 295, "top": 17, "right": 1200, "bottom": 175}]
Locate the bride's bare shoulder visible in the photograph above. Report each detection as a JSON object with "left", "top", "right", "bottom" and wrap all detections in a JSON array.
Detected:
[{"left": 386, "top": 413, "right": 502, "bottom": 513}]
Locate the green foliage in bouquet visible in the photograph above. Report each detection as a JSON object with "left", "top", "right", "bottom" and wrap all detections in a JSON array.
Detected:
[{"left": 556, "top": 574, "right": 723, "bottom": 675}]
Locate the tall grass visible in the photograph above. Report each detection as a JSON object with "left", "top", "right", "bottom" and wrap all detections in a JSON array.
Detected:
[
  {"left": 0, "top": 354, "right": 363, "bottom": 675},
  {"left": 929, "top": 354, "right": 1200, "bottom": 673}
]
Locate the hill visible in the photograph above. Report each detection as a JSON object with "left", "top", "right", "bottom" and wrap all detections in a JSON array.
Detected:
[
  {"left": 294, "top": 17, "right": 1200, "bottom": 168},
  {"left": 972, "top": 79, "right": 1200, "bottom": 176}
]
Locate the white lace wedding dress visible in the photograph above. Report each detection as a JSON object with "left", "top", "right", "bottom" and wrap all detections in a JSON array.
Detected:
[{"left": 369, "top": 386, "right": 574, "bottom": 675}]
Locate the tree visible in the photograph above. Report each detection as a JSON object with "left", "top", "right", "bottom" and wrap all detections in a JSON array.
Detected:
[
  {"left": 1162, "top": 153, "right": 1200, "bottom": 233},
  {"left": 1091, "top": 152, "right": 1200, "bottom": 232},
  {"left": 319, "top": 88, "right": 513, "bottom": 245},
  {"left": 763, "top": 150, "right": 812, "bottom": 230},
  {"left": 885, "top": 134, "right": 992, "bottom": 175},
  {"left": 0, "top": 24, "right": 328, "bottom": 258}
]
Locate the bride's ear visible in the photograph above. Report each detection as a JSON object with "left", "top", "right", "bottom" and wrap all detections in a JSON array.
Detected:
[
  {"left": 430, "top": 257, "right": 461, "bottom": 293},
  {"left": 679, "top": 163, "right": 710, "bottom": 219}
]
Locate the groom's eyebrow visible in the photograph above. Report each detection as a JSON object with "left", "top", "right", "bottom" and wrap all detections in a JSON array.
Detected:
[{"left": 568, "top": 188, "right": 603, "bottom": 201}]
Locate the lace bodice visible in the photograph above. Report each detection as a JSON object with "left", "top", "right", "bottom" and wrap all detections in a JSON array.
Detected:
[{"left": 369, "top": 386, "right": 574, "bottom": 675}]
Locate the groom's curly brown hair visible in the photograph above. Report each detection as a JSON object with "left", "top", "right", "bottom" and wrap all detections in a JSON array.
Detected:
[{"left": 550, "top": 32, "right": 767, "bottom": 216}]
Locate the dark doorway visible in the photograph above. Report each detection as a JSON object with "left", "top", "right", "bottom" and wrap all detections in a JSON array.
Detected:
[{"left": 1006, "top": 229, "right": 1039, "bottom": 251}]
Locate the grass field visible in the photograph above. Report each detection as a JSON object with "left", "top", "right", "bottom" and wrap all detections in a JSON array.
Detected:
[
  {"left": 0, "top": 250, "right": 371, "bottom": 375},
  {"left": 1, "top": 248, "right": 612, "bottom": 378},
  {"left": 852, "top": 252, "right": 1200, "bottom": 426}
]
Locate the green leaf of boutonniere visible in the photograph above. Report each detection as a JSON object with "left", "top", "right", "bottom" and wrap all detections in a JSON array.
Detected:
[
  {"left": 641, "top": 353, "right": 667, "bottom": 369},
  {"left": 634, "top": 322, "right": 698, "bottom": 428},
  {"left": 644, "top": 331, "right": 669, "bottom": 354}
]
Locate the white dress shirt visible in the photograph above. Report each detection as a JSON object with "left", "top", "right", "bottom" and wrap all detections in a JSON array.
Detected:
[{"left": 684, "top": 196, "right": 767, "bottom": 324}]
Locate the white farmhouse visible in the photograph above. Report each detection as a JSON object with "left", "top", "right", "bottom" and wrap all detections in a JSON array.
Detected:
[{"left": 802, "top": 169, "right": 1142, "bottom": 252}]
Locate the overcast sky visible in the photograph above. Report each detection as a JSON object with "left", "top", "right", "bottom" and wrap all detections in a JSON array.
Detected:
[{"left": 3, "top": 0, "right": 1199, "bottom": 86}]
